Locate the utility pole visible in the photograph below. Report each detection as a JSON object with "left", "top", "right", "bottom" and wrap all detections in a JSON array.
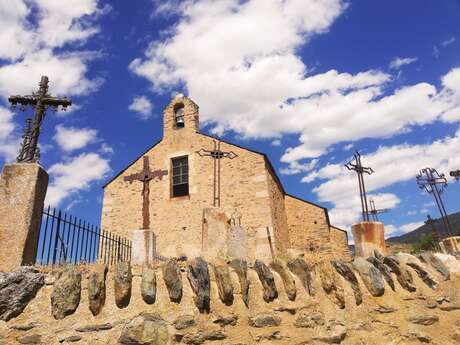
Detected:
[
  {"left": 416, "top": 168, "right": 452, "bottom": 237},
  {"left": 345, "top": 151, "right": 374, "bottom": 222},
  {"left": 8, "top": 76, "right": 72, "bottom": 163}
]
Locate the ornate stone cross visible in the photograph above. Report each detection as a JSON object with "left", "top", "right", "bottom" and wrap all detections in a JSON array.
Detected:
[
  {"left": 196, "top": 138, "right": 237, "bottom": 207},
  {"left": 124, "top": 156, "right": 168, "bottom": 230},
  {"left": 8, "top": 76, "right": 72, "bottom": 163}
]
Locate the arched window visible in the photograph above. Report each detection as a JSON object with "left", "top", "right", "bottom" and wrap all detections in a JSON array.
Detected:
[{"left": 174, "top": 103, "right": 185, "bottom": 128}]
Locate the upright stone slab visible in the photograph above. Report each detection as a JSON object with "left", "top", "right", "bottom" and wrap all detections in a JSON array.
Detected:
[
  {"left": 131, "top": 230, "right": 156, "bottom": 264},
  {"left": 202, "top": 208, "right": 229, "bottom": 259},
  {"left": 0, "top": 163, "right": 48, "bottom": 271},
  {"left": 352, "top": 221, "right": 387, "bottom": 258},
  {"left": 227, "top": 224, "right": 247, "bottom": 260}
]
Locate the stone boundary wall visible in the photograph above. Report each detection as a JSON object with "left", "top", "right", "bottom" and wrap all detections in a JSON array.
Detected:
[
  {"left": 1, "top": 252, "right": 460, "bottom": 344},
  {"left": 329, "top": 227, "right": 351, "bottom": 262}
]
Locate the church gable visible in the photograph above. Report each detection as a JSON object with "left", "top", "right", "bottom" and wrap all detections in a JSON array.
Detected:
[{"left": 101, "top": 95, "right": 347, "bottom": 261}]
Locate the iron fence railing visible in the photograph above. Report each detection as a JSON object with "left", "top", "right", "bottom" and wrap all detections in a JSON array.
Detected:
[{"left": 36, "top": 206, "right": 131, "bottom": 265}]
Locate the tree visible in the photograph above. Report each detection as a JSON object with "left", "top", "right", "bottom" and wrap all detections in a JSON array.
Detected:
[{"left": 412, "top": 233, "right": 437, "bottom": 253}]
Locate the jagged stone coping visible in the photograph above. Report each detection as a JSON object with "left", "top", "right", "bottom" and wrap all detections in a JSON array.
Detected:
[{"left": 0, "top": 253, "right": 459, "bottom": 344}]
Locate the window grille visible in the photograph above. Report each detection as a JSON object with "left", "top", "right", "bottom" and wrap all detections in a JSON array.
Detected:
[{"left": 172, "top": 156, "right": 189, "bottom": 197}]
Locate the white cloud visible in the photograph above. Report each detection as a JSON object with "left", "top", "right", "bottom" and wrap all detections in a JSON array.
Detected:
[
  {"left": 305, "top": 128, "right": 460, "bottom": 229},
  {"left": 0, "top": 49, "right": 103, "bottom": 99},
  {"left": 385, "top": 224, "right": 398, "bottom": 237},
  {"left": 441, "top": 37, "right": 456, "bottom": 47},
  {"left": 46, "top": 152, "right": 110, "bottom": 206},
  {"left": 129, "top": 96, "right": 153, "bottom": 120},
  {"left": 0, "top": 106, "right": 19, "bottom": 161},
  {"left": 131, "top": 0, "right": 460, "bottom": 166},
  {"left": 99, "top": 143, "right": 114, "bottom": 155},
  {"left": 271, "top": 139, "right": 281, "bottom": 146},
  {"left": 53, "top": 124, "right": 98, "bottom": 152},
  {"left": 280, "top": 159, "right": 318, "bottom": 175},
  {"left": 399, "top": 221, "right": 424, "bottom": 234},
  {"left": 342, "top": 143, "right": 354, "bottom": 151},
  {"left": 0, "top": 0, "right": 105, "bottom": 61},
  {"left": 0, "top": 0, "right": 106, "bottom": 161},
  {"left": 407, "top": 210, "right": 417, "bottom": 216},
  {"left": 389, "top": 56, "right": 417, "bottom": 70}
]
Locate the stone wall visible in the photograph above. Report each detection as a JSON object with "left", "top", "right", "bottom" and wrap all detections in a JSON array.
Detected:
[
  {"left": 330, "top": 227, "right": 351, "bottom": 261},
  {"left": 1, "top": 252, "right": 460, "bottom": 344},
  {"left": 101, "top": 127, "right": 276, "bottom": 259},
  {"left": 284, "top": 195, "right": 332, "bottom": 258},
  {"left": 265, "top": 166, "right": 289, "bottom": 255}
]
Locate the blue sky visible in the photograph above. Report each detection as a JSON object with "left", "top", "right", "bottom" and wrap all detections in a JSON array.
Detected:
[{"left": 0, "top": 0, "right": 459, "bottom": 240}]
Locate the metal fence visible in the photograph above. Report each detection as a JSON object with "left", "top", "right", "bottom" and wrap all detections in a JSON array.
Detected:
[{"left": 36, "top": 206, "right": 131, "bottom": 266}]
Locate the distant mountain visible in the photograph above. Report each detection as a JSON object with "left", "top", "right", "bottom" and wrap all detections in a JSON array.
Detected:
[{"left": 387, "top": 211, "right": 460, "bottom": 244}]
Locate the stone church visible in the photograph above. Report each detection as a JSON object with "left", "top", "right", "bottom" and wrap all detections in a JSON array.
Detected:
[{"left": 101, "top": 95, "right": 349, "bottom": 261}]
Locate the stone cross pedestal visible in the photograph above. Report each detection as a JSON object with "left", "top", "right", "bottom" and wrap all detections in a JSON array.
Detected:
[
  {"left": 0, "top": 163, "right": 48, "bottom": 271},
  {"left": 131, "top": 230, "right": 156, "bottom": 264},
  {"left": 352, "top": 221, "right": 387, "bottom": 257},
  {"left": 439, "top": 236, "right": 460, "bottom": 255}
]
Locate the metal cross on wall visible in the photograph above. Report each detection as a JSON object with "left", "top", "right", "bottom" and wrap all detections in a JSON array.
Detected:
[
  {"left": 450, "top": 170, "right": 460, "bottom": 181},
  {"left": 368, "top": 198, "right": 389, "bottom": 222},
  {"left": 416, "top": 167, "right": 452, "bottom": 237},
  {"left": 345, "top": 151, "right": 374, "bottom": 222},
  {"left": 196, "top": 139, "right": 237, "bottom": 207},
  {"left": 124, "top": 156, "right": 168, "bottom": 230},
  {"left": 8, "top": 76, "right": 72, "bottom": 163}
]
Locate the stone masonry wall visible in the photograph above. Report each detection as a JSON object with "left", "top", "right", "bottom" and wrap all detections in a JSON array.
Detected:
[
  {"left": 330, "top": 226, "right": 351, "bottom": 261},
  {"left": 1, "top": 253, "right": 460, "bottom": 344},
  {"left": 284, "top": 195, "right": 332, "bottom": 258},
  {"left": 265, "top": 165, "right": 289, "bottom": 255}
]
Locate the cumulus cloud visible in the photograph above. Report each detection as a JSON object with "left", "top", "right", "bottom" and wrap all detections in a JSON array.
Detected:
[
  {"left": 385, "top": 221, "right": 424, "bottom": 237},
  {"left": 399, "top": 221, "right": 424, "bottom": 234},
  {"left": 389, "top": 56, "right": 417, "bottom": 70},
  {"left": 53, "top": 124, "right": 98, "bottom": 152},
  {"left": 0, "top": 106, "right": 20, "bottom": 161},
  {"left": 304, "top": 128, "right": 460, "bottom": 229},
  {"left": 45, "top": 152, "right": 110, "bottom": 206},
  {"left": 131, "top": 0, "right": 460, "bottom": 167},
  {"left": 129, "top": 96, "right": 153, "bottom": 120},
  {"left": 441, "top": 37, "right": 456, "bottom": 47},
  {"left": 0, "top": 0, "right": 107, "bottom": 161}
]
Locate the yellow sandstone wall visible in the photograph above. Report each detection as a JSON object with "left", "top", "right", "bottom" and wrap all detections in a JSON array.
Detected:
[
  {"left": 265, "top": 166, "right": 289, "bottom": 254},
  {"left": 101, "top": 96, "right": 284, "bottom": 259},
  {"left": 329, "top": 226, "right": 351, "bottom": 261},
  {"left": 284, "top": 195, "right": 332, "bottom": 258}
]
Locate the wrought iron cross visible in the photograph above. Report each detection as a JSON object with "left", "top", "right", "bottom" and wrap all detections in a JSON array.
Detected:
[
  {"left": 196, "top": 139, "right": 237, "bottom": 207},
  {"left": 368, "top": 198, "right": 389, "bottom": 222},
  {"left": 345, "top": 151, "right": 374, "bottom": 222},
  {"left": 416, "top": 167, "right": 452, "bottom": 237},
  {"left": 8, "top": 76, "right": 72, "bottom": 163},
  {"left": 124, "top": 156, "right": 168, "bottom": 230},
  {"left": 450, "top": 170, "right": 460, "bottom": 181}
]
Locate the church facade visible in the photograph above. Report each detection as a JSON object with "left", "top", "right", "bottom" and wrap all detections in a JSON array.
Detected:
[{"left": 101, "top": 95, "right": 349, "bottom": 261}]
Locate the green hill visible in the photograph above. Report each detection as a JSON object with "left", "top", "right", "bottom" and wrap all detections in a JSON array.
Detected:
[{"left": 387, "top": 211, "right": 460, "bottom": 244}]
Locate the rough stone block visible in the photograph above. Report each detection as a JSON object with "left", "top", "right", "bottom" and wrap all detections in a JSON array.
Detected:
[
  {"left": 352, "top": 222, "right": 387, "bottom": 258},
  {"left": 131, "top": 229, "right": 156, "bottom": 264},
  {"left": 0, "top": 163, "right": 48, "bottom": 271}
]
